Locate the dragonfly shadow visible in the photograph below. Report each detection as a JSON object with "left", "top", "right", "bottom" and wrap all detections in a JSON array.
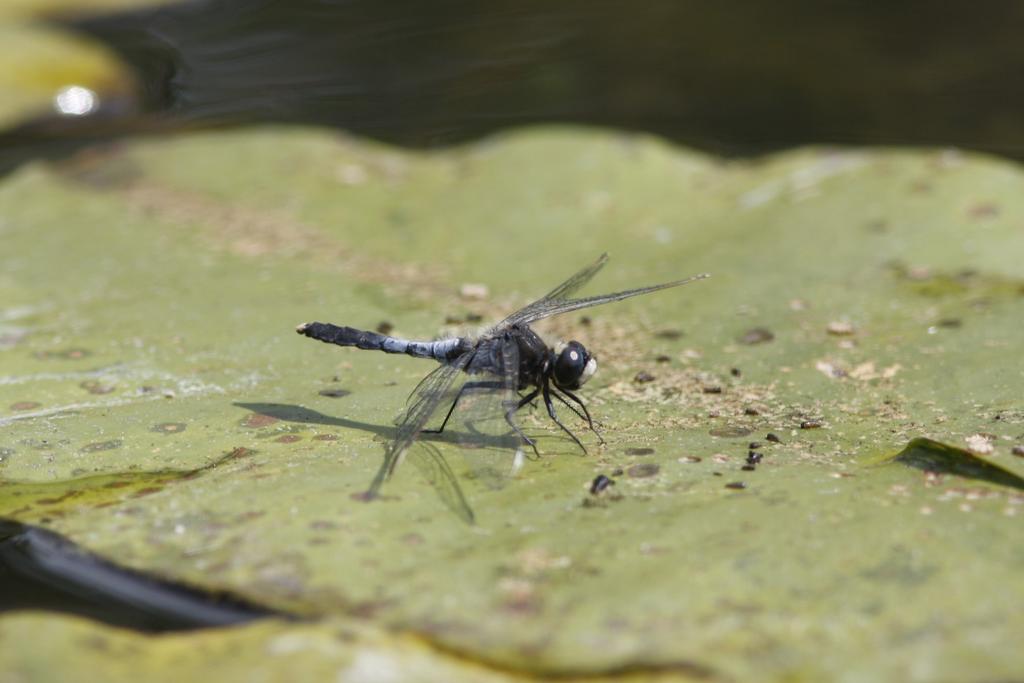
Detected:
[
  {"left": 235, "top": 401, "right": 391, "bottom": 438},
  {"left": 233, "top": 401, "right": 519, "bottom": 524},
  {"left": 233, "top": 402, "right": 515, "bottom": 450}
]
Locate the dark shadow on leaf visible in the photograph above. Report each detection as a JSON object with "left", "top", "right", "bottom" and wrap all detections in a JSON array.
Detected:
[
  {"left": 235, "top": 402, "right": 391, "bottom": 436},
  {"left": 887, "top": 437, "right": 1024, "bottom": 490},
  {"left": 234, "top": 402, "right": 521, "bottom": 523},
  {"left": 234, "top": 402, "right": 517, "bottom": 449},
  {"left": 0, "top": 519, "right": 280, "bottom": 631}
]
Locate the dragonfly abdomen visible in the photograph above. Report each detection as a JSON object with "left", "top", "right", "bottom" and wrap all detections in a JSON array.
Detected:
[{"left": 297, "top": 322, "right": 463, "bottom": 361}]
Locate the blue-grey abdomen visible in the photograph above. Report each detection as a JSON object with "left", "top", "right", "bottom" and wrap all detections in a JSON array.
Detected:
[{"left": 297, "top": 322, "right": 463, "bottom": 362}]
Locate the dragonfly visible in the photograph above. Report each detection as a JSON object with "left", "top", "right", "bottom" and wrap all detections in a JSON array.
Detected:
[{"left": 297, "top": 253, "right": 707, "bottom": 521}]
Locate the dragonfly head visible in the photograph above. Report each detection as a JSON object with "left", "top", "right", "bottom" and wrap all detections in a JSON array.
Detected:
[{"left": 552, "top": 341, "right": 597, "bottom": 390}]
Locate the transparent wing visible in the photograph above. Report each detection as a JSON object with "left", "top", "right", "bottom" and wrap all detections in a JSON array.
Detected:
[
  {"left": 498, "top": 254, "right": 709, "bottom": 328},
  {"left": 493, "top": 253, "right": 609, "bottom": 330},
  {"left": 408, "top": 441, "right": 475, "bottom": 524},
  {"left": 433, "top": 336, "right": 523, "bottom": 491},
  {"left": 368, "top": 355, "right": 470, "bottom": 497}
]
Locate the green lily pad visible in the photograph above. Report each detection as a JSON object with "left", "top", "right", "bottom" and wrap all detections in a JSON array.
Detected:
[
  {"left": 0, "top": 612, "right": 537, "bottom": 683},
  {"left": 1, "top": 128, "right": 1023, "bottom": 681}
]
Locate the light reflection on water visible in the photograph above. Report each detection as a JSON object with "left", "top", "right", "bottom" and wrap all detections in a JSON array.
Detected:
[{"left": 53, "top": 85, "right": 99, "bottom": 116}]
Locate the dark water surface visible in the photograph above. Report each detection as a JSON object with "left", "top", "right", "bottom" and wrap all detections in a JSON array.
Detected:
[
  {"left": 0, "top": 520, "right": 279, "bottom": 631},
  {"left": 5, "top": 0, "right": 1024, "bottom": 175}
]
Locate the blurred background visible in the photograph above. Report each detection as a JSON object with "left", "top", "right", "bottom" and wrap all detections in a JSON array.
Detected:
[{"left": 4, "top": 0, "right": 1024, "bottom": 174}]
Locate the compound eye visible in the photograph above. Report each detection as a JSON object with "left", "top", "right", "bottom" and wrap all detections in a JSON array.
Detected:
[{"left": 553, "top": 341, "right": 594, "bottom": 389}]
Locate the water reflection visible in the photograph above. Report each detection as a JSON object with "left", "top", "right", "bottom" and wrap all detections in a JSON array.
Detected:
[
  {"left": 5, "top": 0, "right": 1024, "bottom": 174},
  {"left": 53, "top": 85, "right": 98, "bottom": 117}
]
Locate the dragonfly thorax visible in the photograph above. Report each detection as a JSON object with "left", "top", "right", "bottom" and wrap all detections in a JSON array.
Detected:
[{"left": 551, "top": 340, "right": 597, "bottom": 390}]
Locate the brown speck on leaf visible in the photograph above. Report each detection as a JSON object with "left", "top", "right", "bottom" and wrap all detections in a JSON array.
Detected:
[
  {"left": 376, "top": 321, "right": 394, "bottom": 335},
  {"left": 579, "top": 316, "right": 591, "bottom": 326},
  {"left": 800, "top": 420, "right": 823, "bottom": 429},
  {"left": 655, "top": 354, "right": 671, "bottom": 363},
  {"left": 738, "top": 328, "right": 774, "bottom": 345},
  {"left": 967, "top": 202, "right": 1000, "bottom": 219},
  {"left": 10, "top": 401, "right": 41, "bottom": 411},
  {"left": 465, "top": 313, "right": 483, "bottom": 323},
  {"left": 654, "top": 329, "right": 683, "bottom": 340},
  {"left": 36, "top": 348, "right": 92, "bottom": 360},
  {"left": 318, "top": 388, "right": 350, "bottom": 398},
  {"left": 703, "top": 386, "right": 723, "bottom": 394},
  {"left": 80, "top": 380, "right": 116, "bottom": 395},
  {"left": 80, "top": 440, "right": 122, "bottom": 453},
  {"left": 826, "top": 321, "right": 856, "bottom": 336},
  {"left": 152, "top": 422, "right": 186, "bottom": 434},
  {"left": 225, "top": 447, "right": 255, "bottom": 460},
  {"left": 749, "top": 442, "right": 763, "bottom": 449},
  {"left": 1012, "top": 446, "right": 1024, "bottom": 457},
  {"left": 633, "top": 371, "right": 656, "bottom": 383},
  {"left": 0, "top": 330, "right": 28, "bottom": 349},
  {"left": 459, "top": 283, "right": 489, "bottom": 300},
  {"left": 309, "top": 520, "right": 338, "bottom": 531},
  {"left": 725, "top": 482, "right": 747, "bottom": 490},
  {"left": 627, "top": 463, "right": 660, "bottom": 478},
  {"left": 766, "top": 433, "right": 782, "bottom": 443},
  {"left": 741, "top": 465, "right": 756, "bottom": 471},
  {"left": 241, "top": 413, "right": 279, "bottom": 428},
  {"left": 744, "top": 407, "right": 760, "bottom": 416},
  {"left": 937, "top": 318, "right": 962, "bottom": 328},
  {"left": 401, "top": 532, "right": 425, "bottom": 545},
  {"left": 131, "top": 486, "right": 164, "bottom": 498},
  {"left": 275, "top": 435, "right": 302, "bottom": 443},
  {"left": 625, "top": 447, "right": 655, "bottom": 456},
  {"left": 709, "top": 426, "right": 752, "bottom": 438},
  {"left": 730, "top": 367, "right": 741, "bottom": 377},
  {"left": 678, "top": 455, "right": 702, "bottom": 463}
]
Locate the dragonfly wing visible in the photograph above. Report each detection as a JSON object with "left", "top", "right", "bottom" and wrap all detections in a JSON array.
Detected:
[
  {"left": 503, "top": 272, "right": 709, "bottom": 327},
  {"left": 537, "top": 252, "right": 609, "bottom": 301},
  {"left": 408, "top": 441, "right": 475, "bottom": 524},
  {"left": 439, "top": 336, "right": 524, "bottom": 489},
  {"left": 368, "top": 355, "right": 470, "bottom": 496},
  {"left": 493, "top": 253, "right": 608, "bottom": 330}
]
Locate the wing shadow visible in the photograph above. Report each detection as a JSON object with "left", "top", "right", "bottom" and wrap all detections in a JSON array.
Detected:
[{"left": 233, "top": 401, "right": 522, "bottom": 524}]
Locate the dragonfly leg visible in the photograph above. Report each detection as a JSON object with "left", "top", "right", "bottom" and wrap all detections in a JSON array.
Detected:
[
  {"left": 506, "top": 389, "right": 540, "bottom": 456},
  {"left": 551, "top": 391, "right": 587, "bottom": 424},
  {"left": 422, "top": 380, "right": 503, "bottom": 434},
  {"left": 542, "top": 383, "right": 587, "bottom": 454},
  {"left": 556, "top": 388, "right": 605, "bottom": 445}
]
